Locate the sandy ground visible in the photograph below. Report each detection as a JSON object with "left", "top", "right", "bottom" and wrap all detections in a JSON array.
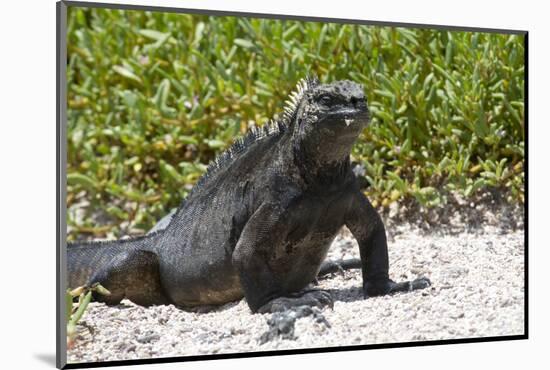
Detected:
[{"left": 67, "top": 208, "right": 525, "bottom": 364}]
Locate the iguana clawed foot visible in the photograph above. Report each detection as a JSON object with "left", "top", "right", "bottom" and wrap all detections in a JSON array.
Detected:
[
  {"left": 363, "top": 277, "right": 431, "bottom": 298},
  {"left": 257, "top": 289, "right": 333, "bottom": 314}
]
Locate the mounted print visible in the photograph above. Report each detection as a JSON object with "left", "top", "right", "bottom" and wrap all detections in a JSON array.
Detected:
[{"left": 56, "top": 1, "right": 527, "bottom": 368}]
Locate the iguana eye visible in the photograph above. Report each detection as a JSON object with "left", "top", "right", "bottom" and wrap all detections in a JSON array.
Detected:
[{"left": 319, "top": 95, "right": 331, "bottom": 105}]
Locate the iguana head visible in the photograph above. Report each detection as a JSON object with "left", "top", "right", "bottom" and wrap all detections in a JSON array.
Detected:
[{"left": 287, "top": 78, "right": 370, "bottom": 165}]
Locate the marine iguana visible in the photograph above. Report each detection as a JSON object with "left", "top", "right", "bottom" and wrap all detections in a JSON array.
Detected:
[{"left": 68, "top": 77, "right": 430, "bottom": 313}]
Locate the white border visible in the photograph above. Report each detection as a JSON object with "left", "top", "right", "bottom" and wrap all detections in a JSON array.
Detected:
[{"left": 2, "top": 0, "right": 546, "bottom": 369}]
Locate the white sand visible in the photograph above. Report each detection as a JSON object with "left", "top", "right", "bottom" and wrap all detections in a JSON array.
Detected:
[{"left": 67, "top": 214, "right": 524, "bottom": 364}]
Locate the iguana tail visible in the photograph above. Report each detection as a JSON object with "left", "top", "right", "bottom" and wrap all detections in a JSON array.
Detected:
[{"left": 67, "top": 231, "right": 162, "bottom": 289}]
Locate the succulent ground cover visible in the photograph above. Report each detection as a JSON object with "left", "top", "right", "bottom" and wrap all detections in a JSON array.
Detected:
[{"left": 66, "top": 8, "right": 524, "bottom": 240}]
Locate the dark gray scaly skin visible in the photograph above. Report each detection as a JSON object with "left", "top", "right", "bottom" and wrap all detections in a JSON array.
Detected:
[{"left": 68, "top": 77, "right": 431, "bottom": 313}]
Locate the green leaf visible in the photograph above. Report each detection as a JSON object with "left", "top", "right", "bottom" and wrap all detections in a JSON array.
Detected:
[
  {"left": 65, "top": 291, "right": 73, "bottom": 323},
  {"left": 206, "top": 139, "right": 227, "bottom": 149},
  {"left": 112, "top": 65, "right": 142, "bottom": 84},
  {"left": 234, "top": 38, "right": 255, "bottom": 50},
  {"left": 139, "top": 29, "right": 169, "bottom": 41},
  {"left": 67, "top": 173, "right": 97, "bottom": 190}
]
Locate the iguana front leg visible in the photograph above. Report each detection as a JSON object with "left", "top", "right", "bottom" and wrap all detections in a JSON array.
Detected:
[
  {"left": 232, "top": 202, "right": 333, "bottom": 313},
  {"left": 345, "top": 190, "right": 431, "bottom": 297}
]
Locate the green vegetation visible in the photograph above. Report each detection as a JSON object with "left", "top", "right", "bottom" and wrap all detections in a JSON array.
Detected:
[
  {"left": 66, "top": 7, "right": 524, "bottom": 240},
  {"left": 66, "top": 283, "right": 110, "bottom": 347}
]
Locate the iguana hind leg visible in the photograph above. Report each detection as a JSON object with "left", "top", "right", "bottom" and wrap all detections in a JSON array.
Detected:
[
  {"left": 88, "top": 249, "right": 170, "bottom": 307},
  {"left": 317, "top": 258, "right": 362, "bottom": 278}
]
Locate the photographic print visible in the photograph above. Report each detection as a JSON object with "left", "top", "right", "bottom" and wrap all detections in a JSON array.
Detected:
[{"left": 57, "top": 1, "right": 526, "bottom": 368}]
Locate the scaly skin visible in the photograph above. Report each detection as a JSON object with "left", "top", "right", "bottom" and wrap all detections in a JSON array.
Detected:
[{"left": 67, "top": 77, "right": 431, "bottom": 313}]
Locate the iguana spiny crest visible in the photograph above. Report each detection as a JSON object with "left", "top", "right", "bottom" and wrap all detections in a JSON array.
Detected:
[{"left": 198, "top": 75, "right": 369, "bottom": 188}]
